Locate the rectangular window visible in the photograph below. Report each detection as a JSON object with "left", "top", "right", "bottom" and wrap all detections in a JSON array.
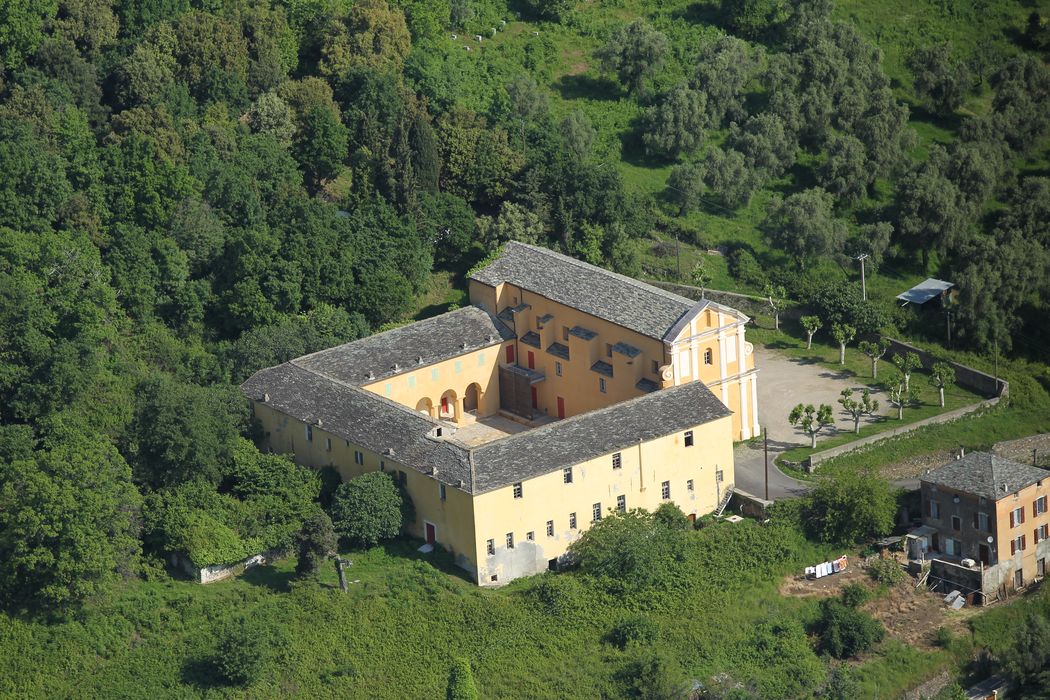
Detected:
[
  {"left": 506, "top": 345, "right": 515, "bottom": 364},
  {"left": 1038, "top": 558, "right": 1046, "bottom": 578},
  {"left": 616, "top": 495, "right": 626, "bottom": 512},
  {"left": 305, "top": 424, "right": 313, "bottom": 442},
  {"left": 592, "top": 503, "right": 602, "bottom": 522},
  {"left": 687, "top": 479, "right": 694, "bottom": 491},
  {"left": 384, "top": 383, "right": 392, "bottom": 397},
  {"left": 1036, "top": 524, "right": 1049, "bottom": 543},
  {"left": 325, "top": 438, "right": 332, "bottom": 452},
  {"left": 977, "top": 512, "right": 990, "bottom": 531},
  {"left": 506, "top": 533, "right": 514, "bottom": 549},
  {"left": 951, "top": 515, "right": 961, "bottom": 532},
  {"left": 599, "top": 378, "right": 607, "bottom": 393},
  {"left": 526, "top": 531, "right": 535, "bottom": 541},
  {"left": 1036, "top": 496, "right": 1048, "bottom": 516},
  {"left": 354, "top": 451, "right": 364, "bottom": 465},
  {"left": 407, "top": 375, "right": 416, "bottom": 389},
  {"left": 1012, "top": 507, "right": 1025, "bottom": 527},
  {"left": 684, "top": 430, "right": 694, "bottom": 447},
  {"left": 546, "top": 520, "right": 554, "bottom": 537},
  {"left": 562, "top": 326, "right": 570, "bottom": 341},
  {"left": 661, "top": 481, "right": 670, "bottom": 499},
  {"left": 431, "top": 368, "right": 440, "bottom": 381},
  {"left": 1011, "top": 535, "right": 1026, "bottom": 555},
  {"left": 455, "top": 360, "right": 463, "bottom": 374},
  {"left": 439, "top": 483, "right": 446, "bottom": 501},
  {"left": 563, "top": 467, "right": 573, "bottom": 484},
  {"left": 569, "top": 512, "right": 577, "bottom": 529},
  {"left": 605, "top": 343, "right": 613, "bottom": 358},
  {"left": 612, "top": 452, "right": 622, "bottom": 469},
  {"left": 513, "top": 482, "right": 523, "bottom": 499},
  {"left": 704, "top": 348, "right": 713, "bottom": 365},
  {"left": 397, "top": 470, "right": 407, "bottom": 486},
  {"left": 652, "top": 359, "right": 659, "bottom": 374},
  {"left": 346, "top": 440, "right": 351, "bottom": 448},
  {"left": 478, "top": 353, "right": 486, "bottom": 366},
  {"left": 486, "top": 539, "right": 495, "bottom": 556},
  {"left": 929, "top": 500, "right": 941, "bottom": 519},
  {"left": 715, "top": 470, "right": 724, "bottom": 483},
  {"left": 555, "top": 361, "right": 562, "bottom": 377}
]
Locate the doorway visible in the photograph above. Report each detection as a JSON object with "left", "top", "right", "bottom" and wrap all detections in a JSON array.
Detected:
[
  {"left": 979, "top": 543, "right": 991, "bottom": 566},
  {"left": 557, "top": 396, "right": 565, "bottom": 419},
  {"left": 464, "top": 383, "right": 480, "bottom": 413},
  {"left": 424, "top": 522, "right": 436, "bottom": 545}
]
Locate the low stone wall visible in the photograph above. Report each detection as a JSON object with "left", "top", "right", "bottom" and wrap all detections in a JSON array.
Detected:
[
  {"left": 805, "top": 399, "right": 1002, "bottom": 471},
  {"left": 643, "top": 280, "right": 801, "bottom": 322},
  {"left": 170, "top": 548, "right": 286, "bottom": 584},
  {"left": 804, "top": 337, "right": 1009, "bottom": 472},
  {"left": 883, "top": 338, "right": 1008, "bottom": 400},
  {"left": 731, "top": 488, "right": 773, "bottom": 519}
]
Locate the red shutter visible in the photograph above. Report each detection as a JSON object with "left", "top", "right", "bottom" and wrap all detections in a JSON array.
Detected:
[
  {"left": 1011, "top": 539, "right": 1017, "bottom": 556},
  {"left": 1022, "top": 508, "right": 1026, "bottom": 524},
  {"left": 1022, "top": 535, "right": 1027, "bottom": 551},
  {"left": 506, "top": 345, "right": 515, "bottom": 364},
  {"left": 1011, "top": 510, "right": 1017, "bottom": 527},
  {"left": 527, "top": 351, "right": 535, "bottom": 370},
  {"left": 1036, "top": 528, "right": 1040, "bottom": 544}
]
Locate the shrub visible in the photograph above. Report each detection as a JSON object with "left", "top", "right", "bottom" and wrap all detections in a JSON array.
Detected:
[
  {"left": 295, "top": 510, "right": 338, "bottom": 577},
  {"left": 867, "top": 557, "right": 906, "bottom": 586},
  {"left": 935, "top": 626, "right": 954, "bottom": 649},
  {"left": 608, "top": 615, "right": 659, "bottom": 650},
  {"left": 727, "top": 247, "right": 767, "bottom": 289},
  {"left": 330, "top": 472, "right": 406, "bottom": 547},
  {"left": 446, "top": 657, "right": 479, "bottom": 700},
  {"left": 215, "top": 615, "right": 277, "bottom": 686},
  {"left": 805, "top": 468, "right": 896, "bottom": 545},
  {"left": 840, "top": 582, "right": 870, "bottom": 608},
  {"left": 617, "top": 651, "right": 685, "bottom": 700},
  {"left": 814, "top": 599, "right": 885, "bottom": 658}
]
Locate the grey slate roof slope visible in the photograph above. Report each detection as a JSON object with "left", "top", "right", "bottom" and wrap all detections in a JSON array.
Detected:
[
  {"left": 294, "top": 306, "right": 514, "bottom": 386},
  {"left": 470, "top": 380, "right": 731, "bottom": 492},
  {"left": 241, "top": 363, "right": 473, "bottom": 488},
  {"left": 923, "top": 452, "right": 1049, "bottom": 500},
  {"left": 470, "top": 242, "right": 696, "bottom": 340}
]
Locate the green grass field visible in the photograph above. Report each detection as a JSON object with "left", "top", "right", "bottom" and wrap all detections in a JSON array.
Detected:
[{"left": 0, "top": 521, "right": 958, "bottom": 699}]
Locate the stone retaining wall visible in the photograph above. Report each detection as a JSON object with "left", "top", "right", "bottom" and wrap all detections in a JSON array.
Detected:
[
  {"left": 883, "top": 338, "right": 1008, "bottom": 400},
  {"left": 170, "top": 548, "right": 286, "bottom": 584}
]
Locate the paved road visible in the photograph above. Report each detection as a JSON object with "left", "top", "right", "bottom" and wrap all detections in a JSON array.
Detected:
[{"left": 733, "top": 439, "right": 811, "bottom": 500}]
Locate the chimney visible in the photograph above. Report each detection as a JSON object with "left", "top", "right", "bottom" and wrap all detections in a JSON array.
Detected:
[
  {"left": 316, "top": 419, "right": 323, "bottom": 428},
  {"left": 262, "top": 393, "right": 270, "bottom": 403},
  {"left": 367, "top": 371, "right": 375, "bottom": 380},
  {"left": 417, "top": 356, "right": 424, "bottom": 364},
  {"left": 393, "top": 363, "right": 400, "bottom": 372}
]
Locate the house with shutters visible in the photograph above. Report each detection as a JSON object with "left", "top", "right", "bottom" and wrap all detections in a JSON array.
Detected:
[
  {"left": 916, "top": 452, "right": 1050, "bottom": 601},
  {"left": 241, "top": 242, "right": 756, "bottom": 585}
]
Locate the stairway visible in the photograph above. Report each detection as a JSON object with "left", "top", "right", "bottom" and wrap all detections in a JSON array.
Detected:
[{"left": 714, "top": 486, "right": 734, "bottom": 517}]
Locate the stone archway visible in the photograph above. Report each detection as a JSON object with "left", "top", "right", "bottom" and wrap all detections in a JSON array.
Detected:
[
  {"left": 439, "top": 389, "right": 458, "bottom": 421},
  {"left": 416, "top": 397, "right": 434, "bottom": 417},
  {"left": 464, "top": 382, "right": 481, "bottom": 413}
]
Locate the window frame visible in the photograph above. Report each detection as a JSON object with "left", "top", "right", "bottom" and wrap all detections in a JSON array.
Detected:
[
  {"left": 512, "top": 482, "right": 523, "bottom": 499},
  {"left": 592, "top": 502, "right": 602, "bottom": 522},
  {"left": 569, "top": 512, "right": 577, "bottom": 529},
  {"left": 661, "top": 480, "right": 670, "bottom": 499},
  {"left": 506, "top": 533, "right": 514, "bottom": 549},
  {"left": 684, "top": 430, "right": 694, "bottom": 447},
  {"left": 486, "top": 539, "right": 495, "bottom": 556},
  {"left": 599, "top": 377, "right": 607, "bottom": 393},
  {"left": 546, "top": 520, "right": 554, "bottom": 537},
  {"left": 616, "top": 495, "right": 626, "bottom": 512},
  {"left": 612, "top": 452, "right": 622, "bottom": 470},
  {"left": 563, "top": 467, "right": 573, "bottom": 484},
  {"left": 687, "top": 479, "right": 694, "bottom": 492}
]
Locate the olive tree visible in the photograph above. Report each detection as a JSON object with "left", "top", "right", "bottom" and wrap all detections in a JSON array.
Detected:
[
  {"left": 892, "top": 351, "right": 922, "bottom": 391},
  {"left": 883, "top": 369, "right": 920, "bottom": 420},
  {"left": 596, "top": 20, "right": 669, "bottom": 95},
  {"left": 764, "top": 283, "right": 786, "bottom": 331}
]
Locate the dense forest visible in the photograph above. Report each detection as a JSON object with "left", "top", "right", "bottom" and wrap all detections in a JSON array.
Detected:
[{"left": 1, "top": 0, "right": 1050, "bottom": 694}]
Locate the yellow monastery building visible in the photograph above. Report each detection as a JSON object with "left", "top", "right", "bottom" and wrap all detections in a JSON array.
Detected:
[{"left": 242, "top": 242, "right": 760, "bottom": 584}]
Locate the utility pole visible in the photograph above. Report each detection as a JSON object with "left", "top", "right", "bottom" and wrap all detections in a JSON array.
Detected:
[
  {"left": 763, "top": 427, "right": 769, "bottom": 502},
  {"left": 854, "top": 254, "right": 869, "bottom": 301},
  {"left": 334, "top": 557, "right": 351, "bottom": 593},
  {"left": 675, "top": 232, "right": 681, "bottom": 280}
]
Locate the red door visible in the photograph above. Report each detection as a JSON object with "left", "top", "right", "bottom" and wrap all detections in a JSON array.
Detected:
[
  {"left": 441, "top": 397, "right": 449, "bottom": 415},
  {"left": 425, "top": 522, "right": 436, "bottom": 545},
  {"left": 506, "top": 345, "right": 515, "bottom": 364},
  {"left": 557, "top": 397, "right": 565, "bottom": 419},
  {"left": 531, "top": 386, "right": 538, "bottom": 409},
  {"left": 527, "top": 351, "right": 535, "bottom": 369}
]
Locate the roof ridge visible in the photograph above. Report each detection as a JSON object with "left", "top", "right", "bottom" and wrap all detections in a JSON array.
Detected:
[
  {"left": 472, "top": 380, "right": 723, "bottom": 454},
  {"left": 505, "top": 242, "right": 693, "bottom": 306}
]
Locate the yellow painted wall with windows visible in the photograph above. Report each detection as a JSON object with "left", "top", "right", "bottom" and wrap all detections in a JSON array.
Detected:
[
  {"left": 359, "top": 343, "right": 511, "bottom": 422},
  {"left": 250, "top": 401, "right": 480, "bottom": 574},
  {"left": 468, "top": 414, "right": 735, "bottom": 584}
]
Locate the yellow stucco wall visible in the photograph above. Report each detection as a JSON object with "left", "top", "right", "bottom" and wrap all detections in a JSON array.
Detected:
[
  {"left": 250, "top": 402, "right": 479, "bottom": 573},
  {"left": 468, "top": 414, "right": 735, "bottom": 584},
  {"left": 359, "top": 343, "right": 510, "bottom": 423},
  {"left": 470, "top": 278, "right": 761, "bottom": 440}
]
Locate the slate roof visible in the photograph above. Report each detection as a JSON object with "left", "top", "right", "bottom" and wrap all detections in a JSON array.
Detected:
[
  {"left": 635, "top": 378, "right": 659, "bottom": 393},
  {"left": 294, "top": 306, "right": 513, "bottom": 385},
  {"left": 242, "top": 363, "right": 474, "bottom": 489},
  {"left": 612, "top": 341, "right": 641, "bottom": 358},
  {"left": 469, "top": 380, "right": 731, "bottom": 492},
  {"left": 470, "top": 242, "right": 697, "bottom": 341},
  {"left": 922, "top": 452, "right": 1049, "bottom": 500},
  {"left": 590, "top": 361, "right": 614, "bottom": 377},
  {"left": 520, "top": 331, "right": 541, "bottom": 348},
  {"left": 547, "top": 342, "right": 570, "bottom": 360},
  {"left": 569, "top": 325, "right": 597, "bottom": 340}
]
